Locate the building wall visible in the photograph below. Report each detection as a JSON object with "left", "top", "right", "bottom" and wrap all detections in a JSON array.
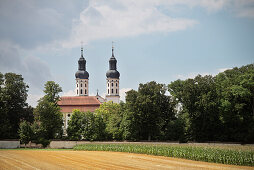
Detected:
[
  {"left": 106, "top": 78, "right": 120, "bottom": 103},
  {"left": 76, "top": 78, "right": 89, "bottom": 96},
  {"left": 106, "top": 78, "right": 119, "bottom": 96},
  {"left": 106, "top": 95, "right": 120, "bottom": 103}
]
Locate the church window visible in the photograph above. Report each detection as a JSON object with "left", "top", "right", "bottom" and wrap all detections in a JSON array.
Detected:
[
  {"left": 81, "top": 89, "right": 83, "bottom": 94},
  {"left": 85, "top": 89, "right": 87, "bottom": 94},
  {"left": 112, "top": 83, "right": 113, "bottom": 87},
  {"left": 116, "top": 89, "right": 118, "bottom": 93},
  {"left": 108, "top": 89, "right": 109, "bottom": 94},
  {"left": 81, "top": 83, "right": 82, "bottom": 87},
  {"left": 112, "top": 89, "right": 113, "bottom": 94},
  {"left": 85, "top": 84, "right": 86, "bottom": 87},
  {"left": 116, "top": 83, "right": 117, "bottom": 87},
  {"left": 77, "top": 90, "right": 78, "bottom": 94}
]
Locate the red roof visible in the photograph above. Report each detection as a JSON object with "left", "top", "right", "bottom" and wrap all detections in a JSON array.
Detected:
[
  {"left": 58, "top": 96, "right": 101, "bottom": 113},
  {"left": 58, "top": 96, "right": 101, "bottom": 106}
]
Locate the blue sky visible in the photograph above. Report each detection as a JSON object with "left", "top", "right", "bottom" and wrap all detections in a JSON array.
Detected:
[{"left": 0, "top": 0, "right": 253, "bottom": 107}]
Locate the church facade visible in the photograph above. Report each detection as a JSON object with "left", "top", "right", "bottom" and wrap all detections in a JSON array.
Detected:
[{"left": 58, "top": 45, "right": 120, "bottom": 131}]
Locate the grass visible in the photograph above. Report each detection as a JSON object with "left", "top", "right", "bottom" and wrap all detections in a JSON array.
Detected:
[{"left": 74, "top": 143, "right": 254, "bottom": 167}]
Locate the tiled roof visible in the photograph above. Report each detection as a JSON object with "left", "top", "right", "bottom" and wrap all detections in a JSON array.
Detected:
[{"left": 58, "top": 96, "right": 101, "bottom": 106}]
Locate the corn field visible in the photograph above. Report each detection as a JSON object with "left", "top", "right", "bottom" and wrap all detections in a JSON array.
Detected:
[{"left": 74, "top": 144, "right": 254, "bottom": 166}]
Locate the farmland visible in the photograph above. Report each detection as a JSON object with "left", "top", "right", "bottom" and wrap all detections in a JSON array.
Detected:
[
  {"left": 0, "top": 149, "right": 253, "bottom": 169},
  {"left": 74, "top": 143, "right": 254, "bottom": 167}
]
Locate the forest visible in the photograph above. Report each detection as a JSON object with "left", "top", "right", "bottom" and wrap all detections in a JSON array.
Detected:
[{"left": 0, "top": 63, "right": 253, "bottom": 146}]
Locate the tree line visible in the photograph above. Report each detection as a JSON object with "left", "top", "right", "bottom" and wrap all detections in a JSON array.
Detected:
[
  {"left": 0, "top": 63, "right": 253, "bottom": 146},
  {"left": 67, "top": 64, "right": 254, "bottom": 143}
]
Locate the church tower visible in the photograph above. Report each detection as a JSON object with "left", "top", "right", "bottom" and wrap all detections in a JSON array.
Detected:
[
  {"left": 106, "top": 44, "right": 120, "bottom": 103},
  {"left": 75, "top": 47, "right": 89, "bottom": 96}
]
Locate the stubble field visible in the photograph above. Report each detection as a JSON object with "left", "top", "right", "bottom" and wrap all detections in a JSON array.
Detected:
[{"left": 0, "top": 149, "right": 253, "bottom": 170}]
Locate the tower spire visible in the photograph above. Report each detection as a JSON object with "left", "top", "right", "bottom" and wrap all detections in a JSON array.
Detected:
[
  {"left": 112, "top": 41, "right": 114, "bottom": 57},
  {"left": 81, "top": 41, "right": 84, "bottom": 58}
]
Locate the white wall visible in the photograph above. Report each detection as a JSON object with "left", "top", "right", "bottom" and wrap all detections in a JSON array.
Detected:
[{"left": 0, "top": 140, "right": 20, "bottom": 148}]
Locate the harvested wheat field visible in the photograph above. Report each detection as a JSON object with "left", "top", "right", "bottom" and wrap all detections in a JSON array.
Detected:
[{"left": 0, "top": 150, "right": 253, "bottom": 170}]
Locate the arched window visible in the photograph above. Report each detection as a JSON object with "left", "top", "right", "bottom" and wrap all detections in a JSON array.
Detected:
[
  {"left": 81, "top": 89, "right": 83, "bottom": 94},
  {"left": 85, "top": 83, "right": 87, "bottom": 87},
  {"left": 116, "top": 89, "right": 117, "bottom": 94},
  {"left": 77, "top": 84, "right": 78, "bottom": 87},
  {"left": 108, "top": 89, "right": 109, "bottom": 94},
  {"left": 116, "top": 83, "right": 117, "bottom": 87},
  {"left": 108, "top": 83, "right": 109, "bottom": 87},
  {"left": 81, "top": 83, "right": 82, "bottom": 87},
  {"left": 112, "top": 83, "right": 113, "bottom": 87},
  {"left": 85, "top": 89, "right": 87, "bottom": 94},
  {"left": 112, "top": 89, "right": 113, "bottom": 94},
  {"left": 77, "top": 90, "right": 78, "bottom": 94}
]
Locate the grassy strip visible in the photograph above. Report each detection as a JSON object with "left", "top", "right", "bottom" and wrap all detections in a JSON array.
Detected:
[{"left": 74, "top": 144, "right": 254, "bottom": 166}]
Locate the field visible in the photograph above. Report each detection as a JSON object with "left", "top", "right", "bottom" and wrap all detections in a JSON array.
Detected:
[
  {"left": 74, "top": 143, "right": 254, "bottom": 166},
  {"left": 0, "top": 149, "right": 254, "bottom": 169}
]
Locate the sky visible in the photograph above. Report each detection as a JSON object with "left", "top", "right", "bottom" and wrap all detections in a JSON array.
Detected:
[{"left": 0, "top": 0, "right": 253, "bottom": 107}]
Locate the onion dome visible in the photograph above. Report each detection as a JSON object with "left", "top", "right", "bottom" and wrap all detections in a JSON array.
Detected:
[
  {"left": 106, "top": 47, "right": 120, "bottom": 79},
  {"left": 75, "top": 48, "right": 89, "bottom": 79}
]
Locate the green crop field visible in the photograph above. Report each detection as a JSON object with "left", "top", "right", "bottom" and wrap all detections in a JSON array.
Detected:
[{"left": 74, "top": 143, "right": 254, "bottom": 167}]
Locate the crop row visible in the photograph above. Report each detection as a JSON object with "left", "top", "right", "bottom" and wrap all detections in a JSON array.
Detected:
[{"left": 74, "top": 144, "right": 254, "bottom": 166}]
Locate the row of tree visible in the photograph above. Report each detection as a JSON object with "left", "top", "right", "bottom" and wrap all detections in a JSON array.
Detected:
[
  {"left": 67, "top": 64, "right": 254, "bottom": 143},
  {"left": 1, "top": 63, "right": 253, "bottom": 145}
]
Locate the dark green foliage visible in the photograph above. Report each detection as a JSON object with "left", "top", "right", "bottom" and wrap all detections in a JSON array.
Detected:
[
  {"left": 74, "top": 144, "right": 254, "bottom": 167},
  {"left": 169, "top": 75, "right": 222, "bottom": 142},
  {"left": 125, "top": 81, "right": 176, "bottom": 141},
  {"left": 215, "top": 64, "right": 254, "bottom": 142},
  {"left": 34, "top": 99, "right": 63, "bottom": 139},
  {"left": 0, "top": 72, "right": 30, "bottom": 139},
  {"left": 19, "top": 121, "right": 33, "bottom": 145},
  {"left": 33, "top": 81, "right": 63, "bottom": 146},
  {"left": 168, "top": 64, "right": 254, "bottom": 143}
]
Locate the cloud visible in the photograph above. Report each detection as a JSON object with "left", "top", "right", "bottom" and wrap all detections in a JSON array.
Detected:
[
  {"left": 27, "top": 93, "right": 43, "bottom": 107},
  {"left": 0, "top": 0, "right": 86, "bottom": 49},
  {"left": 0, "top": 41, "right": 53, "bottom": 106},
  {"left": 175, "top": 67, "right": 232, "bottom": 80},
  {"left": 119, "top": 88, "right": 132, "bottom": 102},
  {"left": 63, "top": 0, "right": 197, "bottom": 47},
  {"left": 62, "top": 89, "right": 76, "bottom": 96},
  {"left": 218, "top": 68, "right": 232, "bottom": 73},
  {"left": 232, "top": 0, "right": 254, "bottom": 18}
]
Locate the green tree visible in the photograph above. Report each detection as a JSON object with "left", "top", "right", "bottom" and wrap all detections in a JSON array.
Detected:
[
  {"left": 19, "top": 121, "right": 33, "bottom": 146},
  {"left": 0, "top": 73, "right": 29, "bottom": 139},
  {"left": 169, "top": 75, "right": 221, "bottom": 142},
  {"left": 67, "top": 109, "right": 84, "bottom": 140},
  {"left": 126, "top": 81, "right": 175, "bottom": 141},
  {"left": 215, "top": 64, "right": 254, "bottom": 142},
  {"left": 67, "top": 110, "right": 105, "bottom": 141},
  {"left": 34, "top": 81, "right": 63, "bottom": 140},
  {"left": 95, "top": 102, "right": 122, "bottom": 140},
  {"left": 43, "top": 81, "right": 62, "bottom": 103},
  {"left": 0, "top": 72, "right": 11, "bottom": 139}
]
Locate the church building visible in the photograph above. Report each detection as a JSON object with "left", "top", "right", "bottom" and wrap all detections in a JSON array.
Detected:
[{"left": 58, "top": 45, "right": 120, "bottom": 131}]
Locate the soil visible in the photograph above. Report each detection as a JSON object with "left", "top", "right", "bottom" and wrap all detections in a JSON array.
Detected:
[{"left": 0, "top": 150, "right": 253, "bottom": 170}]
